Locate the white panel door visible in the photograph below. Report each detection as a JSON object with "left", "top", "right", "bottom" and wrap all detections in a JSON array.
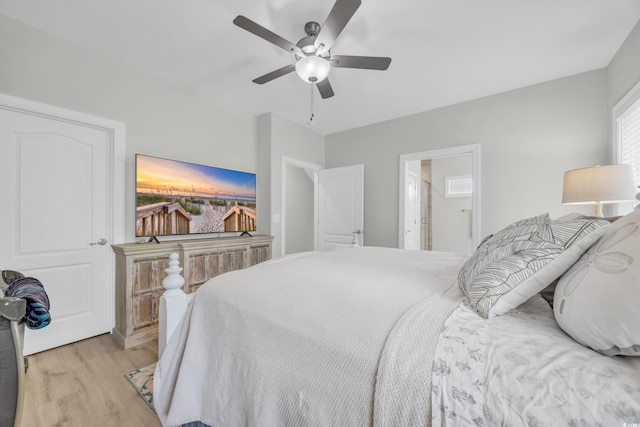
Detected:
[
  {"left": 0, "top": 102, "right": 117, "bottom": 355},
  {"left": 316, "top": 164, "right": 364, "bottom": 251}
]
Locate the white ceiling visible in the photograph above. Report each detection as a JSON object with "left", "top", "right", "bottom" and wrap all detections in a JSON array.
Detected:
[{"left": 2, "top": 0, "right": 640, "bottom": 135}]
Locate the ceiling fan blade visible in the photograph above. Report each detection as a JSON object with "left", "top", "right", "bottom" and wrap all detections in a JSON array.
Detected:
[
  {"left": 252, "top": 64, "right": 296, "bottom": 85},
  {"left": 330, "top": 55, "right": 391, "bottom": 70},
  {"left": 316, "top": 79, "right": 335, "bottom": 99},
  {"left": 233, "top": 15, "right": 305, "bottom": 57},
  {"left": 314, "top": 0, "right": 361, "bottom": 56}
]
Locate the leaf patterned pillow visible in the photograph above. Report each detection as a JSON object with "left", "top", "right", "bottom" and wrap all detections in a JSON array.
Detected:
[
  {"left": 458, "top": 213, "right": 609, "bottom": 318},
  {"left": 554, "top": 209, "right": 640, "bottom": 356}
]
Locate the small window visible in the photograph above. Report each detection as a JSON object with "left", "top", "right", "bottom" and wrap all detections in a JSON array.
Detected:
[{"left": 445, "top": 175, "right": 472, "bottom": 198}]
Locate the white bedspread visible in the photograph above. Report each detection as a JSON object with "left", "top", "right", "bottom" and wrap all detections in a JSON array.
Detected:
[
  {"left": 431, "top": 295, "right": 640, "bottom": 426},
  {"left": 154, "top": 247, "right": 468, "bottom": 427}
]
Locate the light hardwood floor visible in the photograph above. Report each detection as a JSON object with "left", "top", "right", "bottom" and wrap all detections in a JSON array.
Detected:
[{"left": 22, "top": 333, "right": 161, "bottom": 427}]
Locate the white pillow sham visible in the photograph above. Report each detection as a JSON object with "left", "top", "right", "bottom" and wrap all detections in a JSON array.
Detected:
[{"left": 554, "top": 209, "right": 640, "bottom": 356}]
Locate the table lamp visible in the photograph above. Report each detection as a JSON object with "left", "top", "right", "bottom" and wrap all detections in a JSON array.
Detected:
[{"left": 562, "top": 164, "right": 637, "bottom": 217}]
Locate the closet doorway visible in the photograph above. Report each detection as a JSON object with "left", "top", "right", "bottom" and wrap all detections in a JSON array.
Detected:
[
  {"left": 281, "top": 158, "right": 364, "bottom": 256},
  {"left": 282, "top": 157, "right": 320, "bottom": 256}
]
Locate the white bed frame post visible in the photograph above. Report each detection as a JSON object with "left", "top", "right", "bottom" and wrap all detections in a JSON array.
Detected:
[{"left": 158, "top": 252, "right": 187, "bottom": 357}]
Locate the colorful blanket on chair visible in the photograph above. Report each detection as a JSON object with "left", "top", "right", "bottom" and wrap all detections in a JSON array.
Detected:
[{"left": 5, "top": 277, "right": 51, "bottom": 329}]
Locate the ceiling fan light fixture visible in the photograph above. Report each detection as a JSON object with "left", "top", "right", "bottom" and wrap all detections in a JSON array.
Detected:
[{"left": 295, "top": 56, "right": 330, "bottom": 83}]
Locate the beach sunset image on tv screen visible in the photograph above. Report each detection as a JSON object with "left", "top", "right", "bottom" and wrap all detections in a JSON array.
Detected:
[{"left": 135, "top": 154, "right": 257, "bottom": 237}]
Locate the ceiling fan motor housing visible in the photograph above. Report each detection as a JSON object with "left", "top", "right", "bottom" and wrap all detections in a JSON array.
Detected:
[
  {"left": 296, "top": 22, "right": 330, "bottom": 58},
  {"left": 304, "top": 21, "right": 321, "bottom": 37}
]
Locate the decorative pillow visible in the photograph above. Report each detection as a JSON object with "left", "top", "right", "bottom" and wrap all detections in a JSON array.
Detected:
[
  {"left": 554, "top": 209, "right": 640, "bottom": 356},
  {"left": 458, "top": 213, "right": 609, "bottom": 319},
  {"left": 537, "top": 215, "right": 621, "bottom": 308}
]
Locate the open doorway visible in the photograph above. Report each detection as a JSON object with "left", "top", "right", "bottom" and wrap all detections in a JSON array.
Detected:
[
  {"left": 399, "top": 144, "right": 481, "bottom": 253},
  {"left": 281, "top": 156, "right": 321, "bottom": 257},
  {"left": 407, "top": 156, "right": 473, "bottom": 252}
]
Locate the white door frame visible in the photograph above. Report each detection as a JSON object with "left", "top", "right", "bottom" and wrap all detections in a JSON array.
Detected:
[
  {"left": 0, "top": 93, "right": 126, "bottom": 331},
  {"left": 611, "top": 78, "right": 640, "bottom": 216},
  {"left": 399, "top": 144, "right": 481, "bottom": 251},
  {"left": 281, "top": 156, "right": 322, "bottom": 257}
]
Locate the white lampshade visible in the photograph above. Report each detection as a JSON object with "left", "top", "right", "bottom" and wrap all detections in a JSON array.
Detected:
[
  {"left": 295, "top": 56, "right": 330, "bottom": 83},
  {"left": 562, "top": 164, "right": 637, "bottom": 216}
]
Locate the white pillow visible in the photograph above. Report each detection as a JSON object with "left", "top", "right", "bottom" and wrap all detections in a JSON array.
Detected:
[
  {"left": 554, "top": 209, "right": 640, "bottom": 356},
  {"left": 458, "top": 213, "right": 609, "bottom": 318}
]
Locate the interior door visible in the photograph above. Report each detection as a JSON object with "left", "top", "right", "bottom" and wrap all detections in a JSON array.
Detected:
[
  {"left": 316, "top": 164, "right": 364, "bottom": 251},
  {"left": 0, "top": 99, "right": 118, "bottom": 355},
  {"left": 404, "top": 171, "right": 419, "bottom": 249}
]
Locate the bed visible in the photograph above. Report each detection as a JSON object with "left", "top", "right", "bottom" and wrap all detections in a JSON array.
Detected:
[{"left": 154, "top": 211, "right": 640, "bottom": 427}]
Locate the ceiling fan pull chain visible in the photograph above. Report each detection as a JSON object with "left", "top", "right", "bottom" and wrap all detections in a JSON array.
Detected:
[{"left": 309, "top": 83, "right": 315, "bottom": 124}]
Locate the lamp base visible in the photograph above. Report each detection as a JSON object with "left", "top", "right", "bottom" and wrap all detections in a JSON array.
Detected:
[{"left": 593, "top": 202, "right": 603, "bottom": 217}]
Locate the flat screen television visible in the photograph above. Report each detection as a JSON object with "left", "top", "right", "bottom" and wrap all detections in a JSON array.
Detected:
[{"left": 135, "top": 154, "right": 257, "bottom": 238}]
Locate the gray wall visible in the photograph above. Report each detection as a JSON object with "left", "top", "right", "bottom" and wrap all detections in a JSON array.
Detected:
[
  {"left": 258, "top": 113, "right": 325, "bottom": 256},
  {"left": 0, "top": 16, "right": 325, "bottom": 247},
  {"left": 326, "top": 70, "right": 609, "bottom": 247},
  {"left": 0, "top": 15, "right": 258, "bottom": 242},
  {"left": 285, "top": 165, "right": 315, "bottom": 254},
  {"left": 2, "top": 14, "right": 639, "bottom": 251},
  {"left": 326, "top": 14, "right": 640, "bottom": 250}
]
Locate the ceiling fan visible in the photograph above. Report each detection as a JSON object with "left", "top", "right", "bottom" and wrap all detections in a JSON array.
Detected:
[{"left": 233, "top": 0, "right": 391, "bottom": 99}]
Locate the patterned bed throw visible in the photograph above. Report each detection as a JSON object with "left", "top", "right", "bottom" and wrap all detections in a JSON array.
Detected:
[{"left": 431, "top": 296, "right": 640, "bottom": 426}]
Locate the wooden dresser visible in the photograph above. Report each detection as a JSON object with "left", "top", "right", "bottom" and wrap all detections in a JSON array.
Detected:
[{"left": 111, "top": 235, "right": 274, "bottom": 348}]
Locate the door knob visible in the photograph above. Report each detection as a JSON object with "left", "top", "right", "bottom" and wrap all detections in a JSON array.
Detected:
[{"left": 90, "top": 238, "right": 108, "bottom": 246}]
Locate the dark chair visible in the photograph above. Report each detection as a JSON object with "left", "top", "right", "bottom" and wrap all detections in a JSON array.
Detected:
[{"left": 0, "top": 297, "right": 26, "bottom": 427}]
